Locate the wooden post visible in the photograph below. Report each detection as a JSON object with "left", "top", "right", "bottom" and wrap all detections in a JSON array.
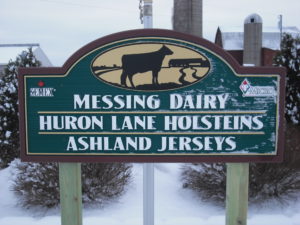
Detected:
[
  {"left": 225, "top": 163, "right": 249, "bottom": 225},
  {"left": 59, "top": 163, "right": 83, "bottom": 225}
]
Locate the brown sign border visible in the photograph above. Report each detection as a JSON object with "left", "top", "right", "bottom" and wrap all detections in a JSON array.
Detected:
[{"left": 18, "top": 29, "right": 286, "bottom": 163}]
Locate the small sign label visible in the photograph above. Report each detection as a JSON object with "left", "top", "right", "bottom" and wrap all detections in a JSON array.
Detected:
[
  {"left": 30, "top": 87, "right": 55, "bottom": 97},
  {"left": 240, "top": 79, "right": 276, "bottom": 97}
]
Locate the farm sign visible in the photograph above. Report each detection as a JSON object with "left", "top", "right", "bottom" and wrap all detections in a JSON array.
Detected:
[{"left": 18, "top": 29, "right": 285, "bottom": 162}]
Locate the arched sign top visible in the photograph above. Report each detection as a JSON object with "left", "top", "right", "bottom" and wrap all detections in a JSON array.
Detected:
[
  {"left": 62, "top": 29, "right": 285, "bottom": 76},
  {"left": 18, "top": 29, "right": 285, "bottom": 163},
  {"left": 55, "top": 29, "right": 280, "bottom": 77},
  {"left": 63, "top": 29, "right": 230, "bottom": 74}
]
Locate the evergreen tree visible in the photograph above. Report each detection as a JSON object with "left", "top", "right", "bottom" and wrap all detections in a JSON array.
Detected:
[
  {"left": 274, "top": 33, "right": 300, "bottom": 125},
  {"left": 0, "top": 48, "right": 41, "bottom": 168}
]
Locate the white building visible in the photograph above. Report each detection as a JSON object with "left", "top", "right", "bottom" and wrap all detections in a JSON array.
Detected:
[{"left": 0, "top": 44, "right": 52, "bottom": 75}]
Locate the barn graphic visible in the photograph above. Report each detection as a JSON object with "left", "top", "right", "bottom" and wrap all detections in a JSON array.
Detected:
[{"left": 91, "top": 43, "right": 210, "bottom": 91}]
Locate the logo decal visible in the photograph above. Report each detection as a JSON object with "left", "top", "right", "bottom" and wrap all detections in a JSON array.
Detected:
[
  {"left": 91, "top": 43, "right": 210, "bottom": 91},
  {"left": 240, "top": 79, "right": 276, "bottom": 97},
  {"left": 30, "top": 81, "right": 56, "bottom": 97}
]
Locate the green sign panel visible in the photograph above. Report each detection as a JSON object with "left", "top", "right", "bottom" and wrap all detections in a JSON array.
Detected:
[{"left": 19, "top": 29, "right": 285, "bottom": 162}]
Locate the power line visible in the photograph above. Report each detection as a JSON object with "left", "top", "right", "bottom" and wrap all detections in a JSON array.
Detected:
[
  {"left": 0, "top": 44, "right": 40, "bottom": 47},
  {"left": 40, "top": 0, "right": 136, "bottom": 13}
]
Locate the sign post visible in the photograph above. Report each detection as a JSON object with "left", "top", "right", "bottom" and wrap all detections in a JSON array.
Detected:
[
  {"left": 59, "top": 163, "right": 82, "bottom": 225},
  {"left": 226, "top": 163, "right": 249, "bottom": 225}
]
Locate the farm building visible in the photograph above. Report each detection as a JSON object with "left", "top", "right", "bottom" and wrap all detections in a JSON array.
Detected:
[
  {"left": 0, "top": 44, "right": 52, "bottom": 76},
  {"left": 215, "top": 14, "right": 300, "bottom": 66}
]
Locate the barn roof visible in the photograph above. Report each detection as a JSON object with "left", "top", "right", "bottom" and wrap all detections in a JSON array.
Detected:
[{"left": 217, "top": 26, "right": 300, "bottom": 51}]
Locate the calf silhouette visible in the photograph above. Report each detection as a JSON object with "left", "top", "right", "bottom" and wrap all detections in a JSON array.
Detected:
[{"left": 120, "top": 45, "right": 173, "bottom": 87}]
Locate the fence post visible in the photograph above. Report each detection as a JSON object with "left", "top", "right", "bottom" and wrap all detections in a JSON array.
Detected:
[{"left": 59, "top": 163, "right": 83, "bottom": 225}]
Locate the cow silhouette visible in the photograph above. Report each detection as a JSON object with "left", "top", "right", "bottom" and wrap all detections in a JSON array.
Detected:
[{"left": 120, "top": 45, "right": 173, "bottom": 87}]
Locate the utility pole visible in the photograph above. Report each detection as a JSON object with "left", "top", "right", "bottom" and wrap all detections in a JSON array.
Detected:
[
  {"left": 141, "top": 2, "right": 154, "bottom": 225},
  {"left": 143, "top": 0, "right": 153, "bottom": 28},
  {"left": 278, "top": 15, "right": 283, "bottom": 49}
]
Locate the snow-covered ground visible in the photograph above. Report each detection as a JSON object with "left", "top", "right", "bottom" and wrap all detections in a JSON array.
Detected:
[{"left": 0, "top": 163, "right": 300, "bottom": 225}]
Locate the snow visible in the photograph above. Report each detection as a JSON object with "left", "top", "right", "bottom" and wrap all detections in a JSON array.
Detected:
[
  {"left": 4, "top": 131, "right": 11, "bottom": 138},
  {"left": 1, "top": 163, "right": 300, "bottom": 225},
  {"left": 262, "top": 32, "right": 281, "bottom": 50},
  {"left": 222, "top": 32, "right": 244, "bottom": 50}
]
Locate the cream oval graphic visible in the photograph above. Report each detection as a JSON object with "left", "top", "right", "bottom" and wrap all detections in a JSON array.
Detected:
[{"left": 91, "top": 43, "right": 210, "bottom": 91}]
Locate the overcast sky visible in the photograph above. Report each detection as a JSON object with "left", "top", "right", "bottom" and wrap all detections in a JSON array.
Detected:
[{"left": 1, "top": 0, "right": 300, "bottom": 66}]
